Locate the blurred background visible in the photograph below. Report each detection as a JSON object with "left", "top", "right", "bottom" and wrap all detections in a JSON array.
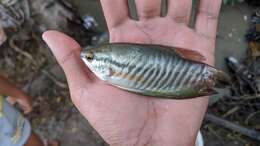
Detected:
[{"left": 0, "top": 0, "right": 259, "bottom": 145}]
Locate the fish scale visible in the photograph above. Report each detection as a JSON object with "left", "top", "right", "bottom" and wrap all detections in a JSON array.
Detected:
[
  {"left": 173, "top": 61, "right": 189, "bottom": 89},
  {"left": 129, "top": 62, "right": 145, "bottom": 88},
  {"left": 157, "top": 58, "right": 172, "bottom": 90},
  {"left": 179, "top": 62, "right": 201, "bottom": 90},
  {"left": 183, "top": 65, "right": 198, "bottom": 88},
  {"left": 161, "top": 57, "right": 180, "bottom": 90},
  {"left": 177, "top": 64, "right": 195, "bottom": 90},
  {"left": 143, "top": 56, "right": 163, "bottom": 89},
  {"left": 131, "top": 65, "right": 147, "bottom": 88},
  {"left": 81, "top": 43, "right": 231, "bottom": 99},
  {"left": 141, "top": 66, "right": 156, "bottom": 89}
]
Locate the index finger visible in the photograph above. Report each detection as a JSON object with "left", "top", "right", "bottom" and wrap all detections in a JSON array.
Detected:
[{"left": 100, "top": 0, "right": 130, "bottom": 30}]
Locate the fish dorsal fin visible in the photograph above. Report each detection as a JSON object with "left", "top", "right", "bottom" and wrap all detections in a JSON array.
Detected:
[{"left": 174, "top": 47, "right": 206, "bottom": 62}]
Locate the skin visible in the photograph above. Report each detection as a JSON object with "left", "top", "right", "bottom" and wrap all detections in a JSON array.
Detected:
[
  {"left": 0, "top": 75, "right": 32, "bottom": 114},
  {"left": 24, "top": 133, "right": 59, "bottom": 146},
  {"left": 42, "top": 0, "right": 222, "bottom": 145}
]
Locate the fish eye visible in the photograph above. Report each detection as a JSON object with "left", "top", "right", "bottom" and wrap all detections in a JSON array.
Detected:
[{"left": 86, "top": 52, "right": 94, "bottom": 62}]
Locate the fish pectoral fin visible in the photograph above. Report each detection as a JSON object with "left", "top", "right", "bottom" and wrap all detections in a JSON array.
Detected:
[
  {"left": 174, "top": 48, "right": 206, "bottom": 62},
  {"left": 198, "top": 88, "right": 218, "bottom": 96}
]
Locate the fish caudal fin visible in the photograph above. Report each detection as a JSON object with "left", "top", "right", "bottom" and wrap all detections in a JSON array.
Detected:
[{"left": 212, "top": 69, "right": 231, "bottom": 88}]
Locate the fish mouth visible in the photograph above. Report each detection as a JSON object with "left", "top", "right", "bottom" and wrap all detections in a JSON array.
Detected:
[
  {"left": 80, "top": 52, "right": 89, "bottom": 67},
  {"left": 81, "top": 45, "right": 95, "bottom": 59}
]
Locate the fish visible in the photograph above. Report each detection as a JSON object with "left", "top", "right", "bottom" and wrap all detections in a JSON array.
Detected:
[{"left": 80, "top": 43, "right": 231, "bottom": 99}]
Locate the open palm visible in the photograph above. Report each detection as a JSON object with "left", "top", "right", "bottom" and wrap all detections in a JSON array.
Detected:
[{"left": 43, "top": 0, "right": 222, "bottom": 145}]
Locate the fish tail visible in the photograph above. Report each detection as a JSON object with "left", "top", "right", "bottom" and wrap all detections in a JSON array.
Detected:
[{"left": 212, "top": 68, "right": 231, "bottom": 88}]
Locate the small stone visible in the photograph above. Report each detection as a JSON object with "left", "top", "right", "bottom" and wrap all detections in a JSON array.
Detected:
[
  {"left": 0, "top": 25, "right": 7, "bottom": 46},
  {"left": 228, "top": 33, "right": 233, "bottom": 38},
  {"left": 244, "top": 15, "right": 248, "bottom": 21}
]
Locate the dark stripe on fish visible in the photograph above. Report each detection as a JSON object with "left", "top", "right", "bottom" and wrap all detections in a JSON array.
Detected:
[
  {"left": 174, "top": 61, "right": 190, "bottom": 90},
  {"left": 139, "top": 66, "right": 155, "bottom": 89},
  {"left": 162, "top": 58, "right": 183, "bottom": 90},
  {"left": 182, "top": 64, "right": 196, "bottom": 88}
]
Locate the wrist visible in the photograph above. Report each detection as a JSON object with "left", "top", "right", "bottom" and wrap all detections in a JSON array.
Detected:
[
  {"left": 120, "top": 134, "right": 196, "bottom": 146},
  {"left": 148, "top": 134, "right": 197, "bottom": 146},
  {"left": 117, "top": 123, "right": 198, "bottom": 146}
]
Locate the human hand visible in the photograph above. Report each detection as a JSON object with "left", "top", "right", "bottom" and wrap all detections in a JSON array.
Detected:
[
  {"left": 7, "top": 94, "right": 33, "bottom": 114},
  {"left": 0, "top": 75, "right": 33, "bottom": 114},
  {"left": 43, "top": 0, "right": 222, "bottom": 145}
]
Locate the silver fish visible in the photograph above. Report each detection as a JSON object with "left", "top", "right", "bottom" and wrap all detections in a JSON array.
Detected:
[{"left": 81, "top": 43, "right": 230, "bottom": 99}]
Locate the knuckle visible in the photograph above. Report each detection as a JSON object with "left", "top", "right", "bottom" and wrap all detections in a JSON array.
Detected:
[{"left": 198, "top": 10, "right": 218, "bottom": 20}]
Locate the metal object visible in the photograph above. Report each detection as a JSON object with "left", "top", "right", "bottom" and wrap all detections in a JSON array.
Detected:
[
  {"left": 82, "top": 15, "right": 98, "bottom": 32},
  {"left": 226, "top": 56, "right": 258, "bottom": 94}
]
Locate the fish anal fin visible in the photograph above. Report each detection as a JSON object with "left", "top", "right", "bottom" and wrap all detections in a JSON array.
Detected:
[
  {"left": 199, "top": 88, "right": 218, "bottom": 96},
  {"left": 174, "top": 48, "right": 206, "bottom": 62}
]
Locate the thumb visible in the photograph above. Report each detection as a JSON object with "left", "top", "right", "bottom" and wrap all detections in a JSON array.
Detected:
[{"left": 42, "top": 30, "right": 92, "bottom": 91}]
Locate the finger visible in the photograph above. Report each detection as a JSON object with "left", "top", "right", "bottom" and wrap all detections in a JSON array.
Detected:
[
  {"left": 23, "top": 107, "right": 32, "bottom": 114},
  {"left": 26, "top": 105, "right": 33, "bottom": 114},
  {"left": 100, "top": 0, "right": 129, "bottom": 29},
  {"left": 42, "top": 30, "right": 91, "bottom": 91},
  {"left": 167, "top": 0, "right": 193, "bottom": 24},
  {"left": 6, "top": 97, "right": 16, "bottom": 105},
  {"left": 195, "top": 0, "right": 222, "bottom": 39},
  {"left": 135, "top": 0, "right": 161, "bottom": 20}
]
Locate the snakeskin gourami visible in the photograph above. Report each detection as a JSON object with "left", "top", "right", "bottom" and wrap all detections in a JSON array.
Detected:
[{"left": 81, "top": 43, "right": 230, "bottom": 99}]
